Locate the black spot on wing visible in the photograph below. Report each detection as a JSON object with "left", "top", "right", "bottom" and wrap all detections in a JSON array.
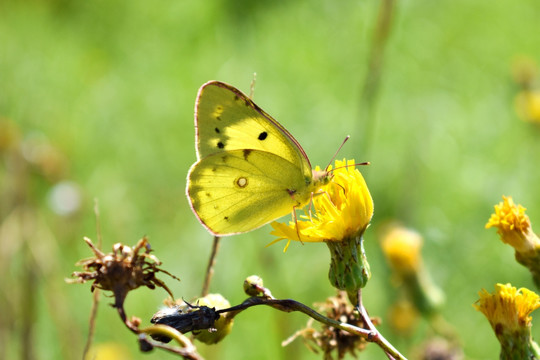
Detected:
[
  {"left": 224, "top": 216, "right": 229, "bottom": 221},
  {"left": 243, "top": 149, "right": 252, "bottom": 160},
  {"left": 214, "top": 127, "right": 220, "bottom": 133},
  {"left": 217, "top": 141, "right": 224, "bottom": 149},
  {"left": 258, "top": 131, "right": 268, "bottom": 141},
  {"left": 287, "top": 189, "right": 297, "bottom": 196}
]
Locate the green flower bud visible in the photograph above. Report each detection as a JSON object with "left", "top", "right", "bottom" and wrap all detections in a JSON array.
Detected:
[
  {"left": 327, "top": 234, "right": 370, "bottom": 305},
  {"left": 192, "top": 294, "right": 233, "bottom": 344}
]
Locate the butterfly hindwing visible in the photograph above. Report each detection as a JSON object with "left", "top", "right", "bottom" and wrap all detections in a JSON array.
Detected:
[{"left": 187, "top": 149, "right": 311, "bottom": 235}]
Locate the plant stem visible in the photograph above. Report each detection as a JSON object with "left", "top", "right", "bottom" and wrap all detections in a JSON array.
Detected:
[
  {"left": 201, "top": 236, "right": 220, "bottom": 297},
  {"left": 358, "top": 0, "right": 396, "bottom": 158},
  {"left": 356, "top": 289, "right": 407, "bottom": 360},
  {"left": 218, "top": 296, "right": 407, "bottom": 359}
]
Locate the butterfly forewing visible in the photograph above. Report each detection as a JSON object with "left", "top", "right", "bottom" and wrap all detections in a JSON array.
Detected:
[{"left": 195, "top": 81, "right": 312, "bottom": 180}]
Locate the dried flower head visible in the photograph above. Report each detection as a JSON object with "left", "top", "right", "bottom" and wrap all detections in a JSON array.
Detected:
[
  {"left": 69, "top": 236, "right": 177, "bottom": 309},
  {"left": 283, "top": 291, "right": 377, "bottom": 360}
]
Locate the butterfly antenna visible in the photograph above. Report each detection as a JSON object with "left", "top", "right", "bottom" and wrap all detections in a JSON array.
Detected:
[
  {"left": 330, "top": 161, "right": 371, "bottom": 173},
  {"left": 325, "top": 135, "right": 351, "bottom": 171},
  {"left": 249, "top": 73, "right": 257, "bottom": 100}
]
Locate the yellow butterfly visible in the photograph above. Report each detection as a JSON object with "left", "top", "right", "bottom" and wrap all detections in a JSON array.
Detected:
[{"left": 186, "top": 81, "right": 331, "bottom": 236}]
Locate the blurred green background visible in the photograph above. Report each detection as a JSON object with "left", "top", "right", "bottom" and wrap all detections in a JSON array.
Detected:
[{"left": 1, "top": 0, "right": 540, "bottom": 359}]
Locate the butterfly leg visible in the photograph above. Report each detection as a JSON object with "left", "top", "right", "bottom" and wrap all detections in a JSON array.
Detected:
[
  {"left": 307, "top": 191, "right": 324, "bottom": 221},
  {"left": 309, "top": 191, "right": 332, "bottom": 219},
  {"left": 291, "top": 206, "right": 304, "bottom": 245}
]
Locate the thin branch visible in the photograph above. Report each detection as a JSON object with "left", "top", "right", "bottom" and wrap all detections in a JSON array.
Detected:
[
  {"left": 217, "top": 296, "right": 407, "bottom": 360},
  {"left": 356, "top": 289, "right": 406, "bottom": 360},
  {"left": 83, "top": 200, "right": 103, "bottom": 360},
  {"left": 138, "top": 332, "right": 202, "bottom": 360},
  {"left": 93, "top": 199, "right": 102, "bottom": 248},
  {"left": 116, "top": 302, "right": 203, "bottom": 360},
  {"left": 218, "top": 297, "right": 373, "bottom": 338},
  {"left": 82, "top": 289, "right": 100, "bottom": 360},
  {"left": 201, "top": 236, "right": 220, "bottom": 297}
]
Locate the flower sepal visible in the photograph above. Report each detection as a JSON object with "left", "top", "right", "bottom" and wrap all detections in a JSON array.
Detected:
[{"left": 327, "top": 233, "right": 371, "bottom": 305}]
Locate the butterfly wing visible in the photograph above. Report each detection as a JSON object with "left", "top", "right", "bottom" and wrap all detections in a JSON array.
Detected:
[
  {"left": 187, "top": 149, "right": 312, "bottom": 235},
  {"left": 187, "top": 81, "right": 323, "bottom": 236},
  {"left": 194, "top": 81, "right": 312, "bottom": 179}
]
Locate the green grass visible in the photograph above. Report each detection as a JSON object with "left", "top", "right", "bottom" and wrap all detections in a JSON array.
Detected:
[{"left": 1, "top": 0, "right": 540, "bottom": 359}]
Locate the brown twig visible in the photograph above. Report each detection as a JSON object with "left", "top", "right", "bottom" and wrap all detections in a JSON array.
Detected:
[
  {"left": 82, "top": 289, "right": 100, "bottom": 360},
  {"left": 201, "top": 236, "right": 220, "bottom": 297},
  {"left": 82, "top": 200, "right": 102, "bottom": 360}
]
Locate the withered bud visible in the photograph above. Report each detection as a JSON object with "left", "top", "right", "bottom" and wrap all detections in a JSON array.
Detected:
[{"left": 68, "top": 236, "right": 178, "bottom": 309}]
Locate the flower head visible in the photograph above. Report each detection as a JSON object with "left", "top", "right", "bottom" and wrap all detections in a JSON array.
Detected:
[
  {"left": 69, "top": 237, "right": 177, "bottom": 309},
  {"left": 271, "top": 159, "right": 373, "bottom": 300},
  {"left": 380, "top": 225, "right": 423, "bottom": 275},
  {"left": 475, "top": 283, "right": 540, "bottom": 332},
  {"left": 270, "top": 159, "right": 373, "bottom": 250},
  {"left": 486, "top": 196, "right": 539, "bottom": 253},
  {"left": 380, "top": 224, "right": 445, "bottom": 316},
  {"left": 387, "top": 299, "right": 419, "bottom": 335},
  {"left": 475, "top": 283, "right": 540, "bottom": 360},
  {"left": 515, "top": 91, "right": 540, "bottom": 124}
]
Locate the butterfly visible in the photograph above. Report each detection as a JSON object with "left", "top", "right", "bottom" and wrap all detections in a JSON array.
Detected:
[{"left": 186, "top": 81, "right": 331, "bottom": 236}]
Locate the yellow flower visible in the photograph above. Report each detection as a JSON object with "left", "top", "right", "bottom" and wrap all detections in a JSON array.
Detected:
[
  {"left": 380, "top": 226, "right": 423, "bottom": 275},
  {"left": 88, "top": 342, "right": 132, "bottom": 360},
  {"left": 475, "top": 283, "right": 540, "bottom": 334},
  {"left": 487, "top": 196, "right": 540, "bottom": 289},
  {"left": 380, "top": 224, "right": 444, "bottom": 316},
  {"left": 515, "top": 91, "right": 540, "bottom": 124},
  {"left": 475, "top": 284, "right": 540, "bottom": 360},
  {"left": 270, "top": 159, "right": 373, "bottom": 250},
  {"left": 271, "top": 159, "right": 373, "bottom": 300},
  {"left": 387, "top": 299, "right": 419, "bottom": 335},
  {"left": 486, "top": 196, "right": 538, "bottom": 254}
]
